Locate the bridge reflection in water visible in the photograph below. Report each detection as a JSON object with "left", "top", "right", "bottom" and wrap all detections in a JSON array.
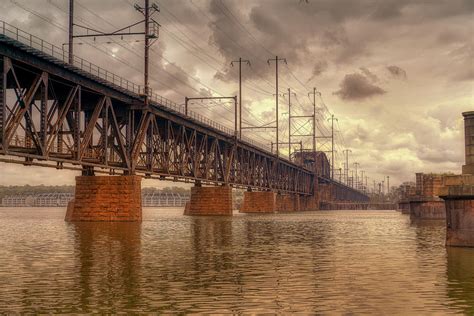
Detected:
[
  {"left": 1, "top": 208, "right": 473, "bottom": 313},
  {"left": 71, "top": 222, "right": 142, "bottom": 311}
]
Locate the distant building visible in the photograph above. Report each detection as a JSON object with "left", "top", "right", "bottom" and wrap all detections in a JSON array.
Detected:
[
  {"left": 2, "top": 191, "right": 190, "bottom": 207},
  {"left": 34, "top": 193, "right": 74, "bottom": 207},
  {"left": 1, "top": 194, "right": 35, "bottom": 207},
  {"left": 1, "top": 193, "right": 72, "bottom": 207},
  {"left": 142, "top": 192, "right": 190, "bottom": 207}
]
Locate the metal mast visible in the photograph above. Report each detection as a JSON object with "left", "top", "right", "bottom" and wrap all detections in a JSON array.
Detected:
[
  {"left": 231, "top": 58, "right": 250, "bottom": 139},
  {"left": 69, "top": 0, "right": 160, "bottom": 102},
  {"left": 267, "top": 56, "right": 287, "bottom": 157},
  {"left": 144, "top": 0, "right": 150, "bottom": 99},
  {"left": 354, "top": 162, "right": 360, "bottom": 190},
  {"left": 343, "top": 149, "right": 351, "bottom": 185},
  {"left": 327, "top": 114, "right": 337, "bottom": 180},
  {"left": 308, "top": 87, "right": 320, "bottom": 152},
  {"left": 387, "top": 176, "right": 390, "bottom": 195},
  {"left": 284, "top": 88, "right": 296, "bottom": 160},
  {"left": 68, "top": 0, "right": 74, "bottom": 64}
]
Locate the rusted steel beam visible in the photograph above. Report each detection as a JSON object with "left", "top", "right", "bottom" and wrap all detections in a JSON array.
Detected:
[{"left": 0, "top": 44, "right": 330, "bottom": 195}]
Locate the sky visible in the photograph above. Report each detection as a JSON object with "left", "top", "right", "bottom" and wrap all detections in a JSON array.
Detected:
[{"left": 0, "top": 0, "right": 473, "bottom": 188}]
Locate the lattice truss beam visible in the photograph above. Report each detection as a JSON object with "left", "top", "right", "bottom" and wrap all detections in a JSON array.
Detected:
[{"left": 0, "top": 56, "right": 313, "bottom": 194}]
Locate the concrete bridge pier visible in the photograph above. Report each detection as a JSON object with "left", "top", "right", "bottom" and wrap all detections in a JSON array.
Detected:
[
  {"left": 65, "top": 174, "right": 142, "bottom": 222},
  {"left": 439, "top": 111, "right": 474, "bottom": 247},
  {"left": 184, "top": 183, "right": 233, "bottom": 216}
]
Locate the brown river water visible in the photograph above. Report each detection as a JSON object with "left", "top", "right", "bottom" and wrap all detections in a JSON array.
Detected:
[{"left": 0, "top": 207, "right": 473, "bottom": 314}]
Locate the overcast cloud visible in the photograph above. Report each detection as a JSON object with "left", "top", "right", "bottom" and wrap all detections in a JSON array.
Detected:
[{"left": 0, "top": 0, "right": 472, "bottom": 187}]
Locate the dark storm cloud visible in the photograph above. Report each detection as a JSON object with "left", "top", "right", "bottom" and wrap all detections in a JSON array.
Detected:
[
  {"left": 307, "top": 60, "right": 328, "bottom": 82},
  {"left": 369, "top": 0, "right": 473, "bottom": 20},
  {"left": 160, "top": 62, "right": 206, "bottom": 97},
  {"left": 437, "top": 29, "right": 465, "bottom": 45},
  {"left": 360, "top": 67, "right": 379, "bottom": 82},
  {"left": 334, "top": 73, "right": 386, "bottom": 100},
  {"left": 408, "top": 0, "right": 474, "bottom": 19},
  {"left": 386, "top": 65, "right": 407, "bottom": 80},
  {"left": 212, "top": 0, "right": 473, "bottom": 71},
  {"left": 453, "top": 68, "right": 474, "bottom": 82},
  {"left": 321, "top": 27, "right": 348, "bottom": 47},
  {"left": 370, "top": 0, "right": 408, "bottom": 20},
  {"left": 207, "top": 0, "right": 276, "bottom": 82}
]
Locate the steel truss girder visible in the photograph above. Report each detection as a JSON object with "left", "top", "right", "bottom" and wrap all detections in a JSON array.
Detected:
[{"left": 0, "top": 55, "right": 314, "bottom": 194}]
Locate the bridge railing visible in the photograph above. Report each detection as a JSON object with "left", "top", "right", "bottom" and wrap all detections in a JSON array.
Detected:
[
  {"left": 147, "top": 91, "right": 271, "bottom": 151},
  {"left": 0, "top": 21, "right": 143, "bottom": 95},
  {"left": 0, "top": 20, "right": 273, "bottom": 154}
]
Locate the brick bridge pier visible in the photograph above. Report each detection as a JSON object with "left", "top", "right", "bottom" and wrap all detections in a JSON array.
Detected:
[
  {"left": 66, "top": 175, "right": 142, "bottom": 222},
  {"left": 439, "top": 111, "right": 474, "bottom": 247},
  {"left": 408, "top": 173, "right": 446, "bottom": 220},
  {"left": 184, "top": 175, "right": 320, "bottom": 216}
]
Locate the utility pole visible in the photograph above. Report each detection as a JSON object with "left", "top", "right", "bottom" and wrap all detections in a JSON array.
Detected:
[
  {"left": 387, "top": 176, "right": 390, "bottom": 196},
  {"left": 361, "top": 170, "right": 365, "bottom": 191},
  {"left": 70, "top": 0, "right": 160, "bottom": 103},
  {"left": 308, "top": 88, "right": 320, "bottom": 152},
  {"left": 68, "top": 0, "right": 74, "bottom": 64},
  {"left": 327, "top": 114, "right": 338, "bottom": 180},
  {"left": 284, "top": 88, "right": 296, "bottom": 160},
  {"left": 268, "top": 56, "right": 287, "bottom": 158},
  {"left": 353, "top": 162, "right": 360, "bottom": 190},
  {"left": 231, "top": 57, "right": 250, "bottom": 139},
  {"left": 144, "top": 0, "right": 150, "bottom": 99},
  {"left": 350, "top": 170, "right": 354, "bottom": 188},
  {"left": 343, "top": 149, "right": 351, "bottom": 185}
]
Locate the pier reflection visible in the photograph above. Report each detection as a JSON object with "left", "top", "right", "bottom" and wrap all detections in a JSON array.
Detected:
[
  {"left": 70, "top": 222, "right": 142, "bottom": 312},
  {"left": 410, "top": 219, "right": 445, "bottom": 249},
  {"left": 190, "top": 216, "right": 233, "bottom": 263},
  {"left": 446, "top": 247, "right": 474, "bottom": 314}
]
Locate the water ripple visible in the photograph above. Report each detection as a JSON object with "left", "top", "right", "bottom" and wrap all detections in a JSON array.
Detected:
[{"left": 0, "top": 208, "right": 473, "bottom": 313}]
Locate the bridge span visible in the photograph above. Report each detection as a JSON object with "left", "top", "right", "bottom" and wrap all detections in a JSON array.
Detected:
[{"left": 0, "top": 21, "right": 368, "bottom": 220}]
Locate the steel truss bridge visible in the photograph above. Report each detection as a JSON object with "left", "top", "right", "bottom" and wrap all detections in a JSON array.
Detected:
[{"left": 0, "top": 21, "right": 367, "bottom": 200}]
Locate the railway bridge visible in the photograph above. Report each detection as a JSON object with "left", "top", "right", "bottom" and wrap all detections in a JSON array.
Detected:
[{"left": 0, "top": 21, "right": 368, "bottom": 221}]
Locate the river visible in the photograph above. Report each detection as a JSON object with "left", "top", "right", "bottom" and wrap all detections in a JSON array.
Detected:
[{"left": 0, "top": 208, "right": 473, "bottom": 313}]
